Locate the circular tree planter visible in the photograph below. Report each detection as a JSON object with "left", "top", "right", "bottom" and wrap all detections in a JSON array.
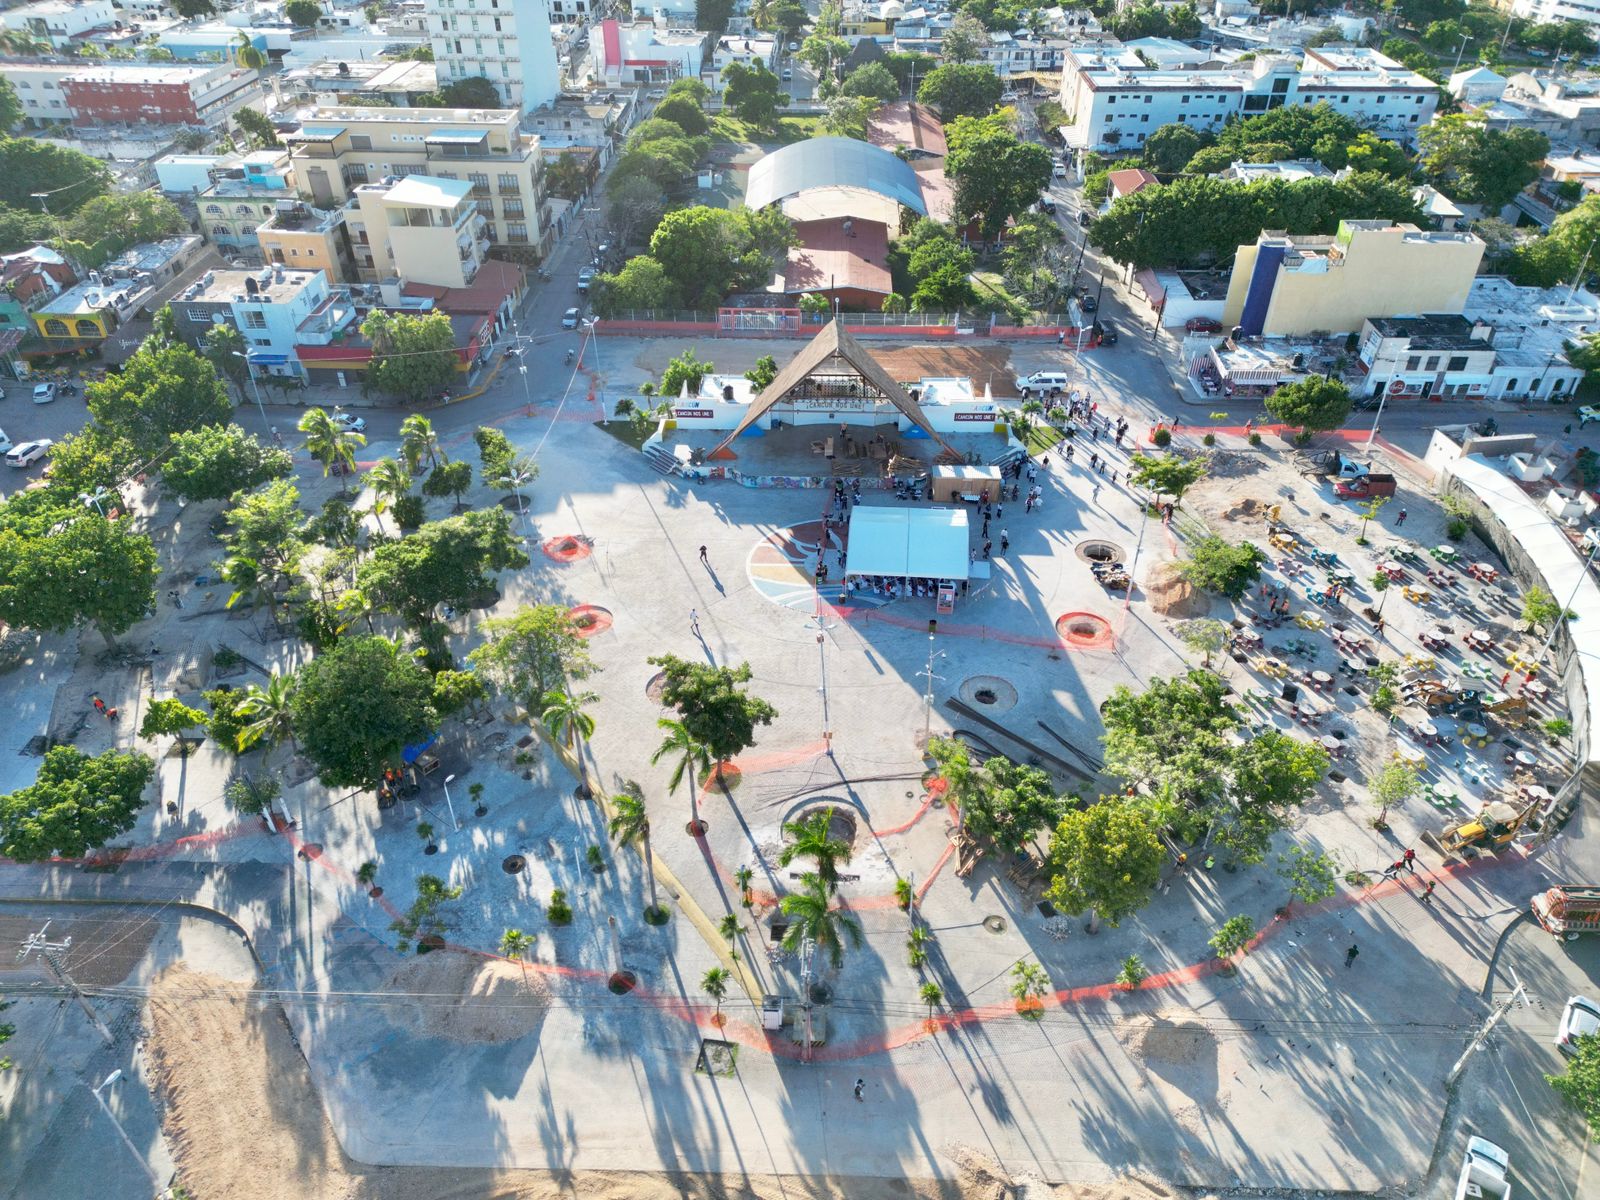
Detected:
[
  {"left": 1056, "top": 612, "right": 1114, "bottom": 651},
  {"left": 686, "top": 818, "right": 708, "bottom": 836},
  {"left": 543, "top": 535, "right": 593, "bottom": 563},
  {"left": 608, "top": 970, "right": 638, "bottom": 994},
  {"left": 502, "top": 854, "right": 527, "bottom": 875},
  {"left": 368, "top": 886, "right": 383, "bottom": 899},
  {"left": 566, "top": 605, "right": 613, "bottom": 638},
  {"left": 645, "top": 671, "right": 668, "bottom": 704},
  {"left": 959, "top": 675, "right": 1018, "bottom": 714},
  {"left": 418, "top": 934, "right": 445, "bottom": 954},
  {"left": 699, "top": 762, "right": 743, "bottom": 794},
  {"left": 644, "top": 905, "right": 671, "bottom": 926}
]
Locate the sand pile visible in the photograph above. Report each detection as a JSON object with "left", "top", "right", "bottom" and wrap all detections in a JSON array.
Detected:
[
  {"left": 1116, "top": 1013, "right": 1216, "bottom": 1067},
  {"left": 1145, "top": 564, "right": 1203, "bottom": 618},
  {"left": 383, "top": 949, "right": 551, "bottom": 1044}
]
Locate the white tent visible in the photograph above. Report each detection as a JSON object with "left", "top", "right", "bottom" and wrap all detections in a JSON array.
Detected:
[{"left": 845, "top": 507, "right": 970, "bottom": 581}]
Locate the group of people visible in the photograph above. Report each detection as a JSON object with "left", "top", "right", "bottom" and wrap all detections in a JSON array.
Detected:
[{"left": 844, "top": 576, "right": 963, "bottom": 600}]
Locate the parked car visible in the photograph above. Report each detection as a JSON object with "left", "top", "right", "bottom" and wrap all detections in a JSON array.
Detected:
[
  {"left": 1556, "top": 995, "right": 1600, "bottom": 1055},
  {"left": 1578, "top": 404, "right": 1600, "bottom": 427},
  {"left": 330, "top": 411, "right": 366, "bottom": 433},
  {"left": 1000, "top": 91, "right": 1019, "bottom": 102},
  {"left": 1352, "top": 393, "right": 1384, "bottom": 412},
  {"left": 31, "top": 382, "right": 56, "bottom": 404},
  {"left": 1052, "top": 160, "right": 1067, "bottom": 179},
  {"left": 562, "top": 307, "right": 581, "bottom": 329},
  {"left": 781, "top": 67, "right": 792, "bottom": 80},
  {"left": 1185, "top": 317, "right": 1223, "bottom": 334},
  {"left": 1014, "top": 371, "right": 1069, "bottom": 397},
  {"left": 1038, "top": 196, "right": 1056, "bottom": 214},
  {"left": 1077, "top": 209, "right": 1092, "bottom": 227},
  {"left": 646, "top": 88, "right": 666, "bottom": 100},
  {"left": 5, "top": 438, "right": 52, "bottom": 467},
  {"left": 1455, "top": 1137, "right": 1511, "bottom": 1200},
  {"left": 0, "top": 428, "right": 11, "bottom": 455},
  {"left": 577, "top": 267, "right": 595, "bottom": 292},
  {"left": 1079, "top": 293, "right": 1098, "bottom": 314},
  {"left": 1096, "top": 320, "right": 1118, "bottom": 345},
  {"left": 787, "top": 40, "right": 798, "bottom": 50}
]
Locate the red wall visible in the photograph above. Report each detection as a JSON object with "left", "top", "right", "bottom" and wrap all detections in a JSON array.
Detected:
[{"left": 62, "top": 81, "right": 199, "bottom": 125}]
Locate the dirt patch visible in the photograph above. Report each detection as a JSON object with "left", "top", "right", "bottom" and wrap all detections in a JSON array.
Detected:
[
  {"left": 1145, "top": 563, "right": 1204, "bottom": 619},
  {"left": 1116, "top": 1012, "right": 1216, "bottom": 1067},
  {"left": 870, "top": 344, "right": 1013, "bottom": 393},
  {"left": 145, "top": 964, "right": 1187, "bottom": 1200},
  {"left": 383, "top": 950, "right": 551, "bottom": 1044}
]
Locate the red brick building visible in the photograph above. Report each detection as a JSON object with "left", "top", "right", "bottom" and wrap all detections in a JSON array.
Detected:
[{"left": 61, "top": 64, "right": 257, "bottom": 127}]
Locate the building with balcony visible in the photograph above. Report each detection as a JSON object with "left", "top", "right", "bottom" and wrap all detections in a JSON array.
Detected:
[
  {"left": 283, "top": 106, "right": 552, "bottom": 260},
  {"left": 349, "top": 175, "right": 489, "bottom": 289},
  {"left": 1221, "top": 220, "right": 1485, "bottom": 338},
  {"left": 1061, "top": 45, "right": 1438, "bottom": 152},
  {"left": 170, "top": 265, "right": 356, "bottom": 383},
  {"left": 196, "top": 150, "right": 297, "bottom": 260},
  {"left": 29, "top": 235, "right": 204, "bottom": 348},
  {"left": 60, "top": 63, "right": 260, "bottom": 127},
  {"left": 592, "top": 21, "right": 705, "bottom": 87},
  {"left": 257, "top": 201, "right": 354, "bottom": 283},
  {"left": 424, "top": 0, "right": 560, "bottom": 111},
  {"left": 5, "top": 62, "right": 80, "bottom": 125},
  {"left": 0, "top": 0, "right": 118, "bottom": 48}
]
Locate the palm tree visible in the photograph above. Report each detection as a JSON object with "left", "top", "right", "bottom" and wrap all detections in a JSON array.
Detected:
[
  {"left": 417, "top": 821, "right": 437, "bottom": 853},
  {"left": 750, "top": 0, "right": 773, "bottom": 28},
  {"left": 400, "top": 413, "right": 445, "bottom": 475},
  {"left": 920, "top": 981, "right": 943, "bottom": 1026},
  {"left": 734, "top": 864, "right": 754, "bottom": 908},
  {"left": 500, "top": 927, "right": 535, "bottom": 993},
  {"left": 298, "top": 407, "right": 366, "bottom": 490},
  {"left": 780, "top": 872, "right": 862, "bottom": 970},
  {"left": 541, "top": 689, "right": 597, "bottom": 795},
  {"left": 651, "top": 717, "right": 711, "bottom": 835},
  {"left": 334, "top": 586, "right": 379, "bottom": 635},
  {"left": 777, "top": 807, "right": 854, "bottom": 892},
  {"left": 0, "top": 29, "right": 51, "bottom": 55},
  {"left": 718, "top": 912, "right": 745, "bottom": 962},
  {"left": 365, "top": 456, "right": 411, "bottom": 532},
  {"left": 702, "top": 966, "right": 730, "bottom": 1022},
  {"left": 608, "top": 783, "right": 664, "bottom": 921},
  {"left": 219, "top": 553, "right": 274, "bottom": 617},
  {"left": 234, "top": 30, "right": 267, "bottom": 70},
  {"left": 235, "top": 673, "right": 297, "bottom": 759}
]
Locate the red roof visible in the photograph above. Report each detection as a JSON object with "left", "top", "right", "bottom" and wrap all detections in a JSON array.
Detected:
[
  {"left": 400, "top": 258, "right": 525, "bottom": 315},
  {"left": 781, "top": 218, "right": 891, "bottom": 297},
  {"left": 866, "top": 102, "right": 947, "bottom": 158},
  {"left": 1108, "top": 168, "right": 1159, "bottom": 199}
]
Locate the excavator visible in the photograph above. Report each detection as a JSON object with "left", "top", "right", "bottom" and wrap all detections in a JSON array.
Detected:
[
  {"left": 1423, "top": 799, "right": 1534, "bottom": 860},
  {"left": 1399, "top": 679, "right": 1529, "bottom": 727}
]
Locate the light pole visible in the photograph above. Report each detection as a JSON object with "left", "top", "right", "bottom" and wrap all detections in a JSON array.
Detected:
[
  {"left": 1451, "top": 31, "right": 1473, "bottom": 76},
  {"left": 441, "top": 772, "right": 460, "bottom": 832},
  {"left": 805, "top": 612, "right": 834, "bottom": 752},
  {"left": 90, "top": 1071, "right": 163, "bottom": 1194},
  {"left": 581, "top": 316, "right": 602, "bottom": 411},
  {"left": 231, "top": 350, "right": 268, "bottom": 424},
  {"left": 1531, "top": 538, "right": 1600, "bottom": 670},
  {"left": 918, "top": 633, "right": 945, "bottom": 741}
]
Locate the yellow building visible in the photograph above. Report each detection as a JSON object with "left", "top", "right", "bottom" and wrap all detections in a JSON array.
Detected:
[
  {"left": 256, "top": 201, "right": 354, "bottom": 283},
  {"left": 31, "top": 287, "right": 113, "bottom": 341},
  {"left": 1222, "top": 220, "right": 1485, "bottom": 337},
  {"left": 283, "top": 106, "right": 551, "bottom": 261},
  {"left": 350, "top": 175, "right": 489, "bottom": 290}
]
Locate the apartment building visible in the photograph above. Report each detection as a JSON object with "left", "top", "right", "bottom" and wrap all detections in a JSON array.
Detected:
[
  {"left": 1221, "top": 220, "right": 1485, "bottom": 338},
  {"left": 257, "top": 202, "right": 354, "bottom": 283},
  {"left": 283, "top": 106, "right": 552, "bottom": 260},
  {"left": 1061, "top": 44, "right": 1438, "bottom": 152},
  {"left": 425, "top": 0, "right": 560, "bottom": 111},
  {"left": 348, "top": 175, "right": 489, "bottom": 289},
  {"left": 0, "top": 0, "right": 118, "bottom": 48},
  {"left": 60, "top": 63, "right": 259, "bottom": 126},
  {"left": 171, "top": 265, "right": 357, "bottom": 383},
  {"left": 5, "top": 62, "right": 78, "bottom": 125},
  {"left": 197, "top": 150, "right": 296, "bottom": 259},
  {"left": 1507, "top": 0, "right": 1600, "bottom": 32}
]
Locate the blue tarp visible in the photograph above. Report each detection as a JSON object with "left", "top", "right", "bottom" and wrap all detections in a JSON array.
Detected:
[{"left": 402, "top": 733, "right": 439, "bottom": 764}]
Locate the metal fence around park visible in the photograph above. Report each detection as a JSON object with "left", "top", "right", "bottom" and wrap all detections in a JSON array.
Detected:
[{"left": 593, "top": 309, "right": 1081, "bottom": 340}]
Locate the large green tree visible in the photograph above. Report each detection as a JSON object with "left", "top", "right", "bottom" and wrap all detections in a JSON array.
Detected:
[
  {"left": 1266, "top": 374, "right": 1352, "bottom": 433},
  {"left": 360, "top": 310, "right": 458, "bottom": 403},
  {"left": 290, "top": 636, "right": 437, "bottom": 788},
  {"left": 285, "top": 0, "right": 323, "bottom": 26},
  {"left": 646, "top": 654, "right": 778, "bottom": 765},
  {"left": 917, "top": 63, "right": 1002, "bottom": 122},
  {"left": 648, "top": 205, "right": 795, "bottom": 310},
  {"left": 721, "top": 62, "right": 790, "bottom": 131},
  {"left": 162, "top": 424, "right": 292, "bottom": 502},
  {"left": 1128, "top": 453, "right": 1208, "bottom": 506},
  {"left": 1550, "top": 1035, "right": 1600, "bottom": 1134},
  {"left": 0, "top": 74, "right": 22, "bottom": 133},
  {"left": 0, "top": 493, "right": 158, "bottom": 646},
  {"left": 593, "top": 256, "right": 680, "bottom": 316},
  {"left": 1144, "top": 123, "right": 1204, "bottom": 174},
  {"left": 604, "top": 175, "right": 668, "bottom": 252},
  {"left": 1419, "top": 113, "right": 1549, "bottom": 211},
  {"left": 0, "top": 747, "right": 154, "bottom": 862},
  {"left": 356, "top": 508, "right": 528, "bottom": 627},
  {"left": 945, "top": 112, "right": 1053, "bottom": 239},
  {"left": 85, "top": 343, "right": 233, "bottom": 459},
  {"left": 841, "top": 62, "right": 899, "bottom": 102},
  {"left": 0, "top": 135, "right": 111, "bottom": 215},
  {"left": 468, "top": 603, "right": 596, "bottom": 709},
  {"left": 940, "top": 12, "right": 988, "bottom": 62},
  {"left": 1045, "top": 798, "right": 1166, "bottom": 932},
  {"left": 1102, "top": 670, "right": 1239, "bottom": 825}
]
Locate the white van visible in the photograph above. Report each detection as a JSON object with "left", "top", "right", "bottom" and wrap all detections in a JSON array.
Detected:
[{"left": 1015, "top": 371, "right": 1069, "bottom": 397}]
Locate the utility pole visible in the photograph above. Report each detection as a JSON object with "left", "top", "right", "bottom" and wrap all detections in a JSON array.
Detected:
[
  {"left": 89, "top": 1071, "right": 164, "bottom": 1194},
  {"left": 18, "top": 922, "right": 114, "bottom": 1045},
  {"left": 918, "top": 629, "right": 945, "bottom": 742},
  {"left": 805, "top": 612, "right": 834, "bottom": 754},
  {"left": 1446, "top": 979, "right": 1526, "bottom": 1086}
]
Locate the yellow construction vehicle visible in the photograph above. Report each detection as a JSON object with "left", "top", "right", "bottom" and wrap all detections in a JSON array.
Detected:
[{"left": 1424, "top": 800, "right": 1532, "bottom": 860}]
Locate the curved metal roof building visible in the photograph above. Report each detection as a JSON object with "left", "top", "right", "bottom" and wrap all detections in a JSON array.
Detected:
[{"left": 744, "top": 136, "right": 928, "bottom": 217}]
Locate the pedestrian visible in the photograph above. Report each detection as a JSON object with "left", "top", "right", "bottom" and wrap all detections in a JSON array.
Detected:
[
  {"left": 1091, "top": 481, "right": 1101, "bottom": 503},
  {"left": 1175, "top": 852, "right": 1188, "bottom": 876},
  {"left": 995, "top": 504, "right": 1003, "bottom": 520},
  {"left": 1057, "top": 330, "right": 1065, "bottom": 346},
  {"left": 92, "top": 696, "right": 106, "bottom": 715},
  {"left": 1089, "top": 452, "right": 1099, "bottom": 470},
  {"left": 983, "top": 540, "right": 992, "bottom": 559},
  {"left": 1396, "top": 509, "right": 1407, "bottom": 527},
  {"left": 1041, "top": 456, "right": 1049, "bottom": 470},
  {"left": 1345, "top": 943, "right": 1359, "bottom": 968},
  {"left": 982, "top": 518, "right": 990, "bottom": 538},
  {"left": 1000, "top": 529, "right": 1010, "bottom": 552},
  {"left": 698, "top": 545, "right": 709, "bottom": 564},
  {"left": 854, "top": 1078, "right": 865, "bottom": 1101},
  {"left": 1420, "top": 880, "right": 1436, "bottom": 905},
  {"left": 1402, "top": 847, "right": 1417, "bottom": 874},
  {"left": 689, "top": 608, "right": 700, "bottom": 635},
  {"left": 1025, "top": 496, "right": 1034, "bottom": 513}
]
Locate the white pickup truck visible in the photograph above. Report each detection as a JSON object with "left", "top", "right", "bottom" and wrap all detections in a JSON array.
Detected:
[{"left": 1456, "top": 1136, "right": 1511, "bottom": 1200}]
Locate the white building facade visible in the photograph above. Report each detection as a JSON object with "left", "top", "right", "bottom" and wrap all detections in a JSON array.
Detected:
[
  {"left": 1061, "top": 45, "right": 1439, "bottom": 152},
  {"left": 425, "top": 0, "right": 560, "bottom": 111}
]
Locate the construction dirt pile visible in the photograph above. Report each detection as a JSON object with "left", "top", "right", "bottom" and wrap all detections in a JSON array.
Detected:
[
  {"left": 1144, "top": 563, "right": 1204, "bottom": 619},
  {"left": 143, "top": 964, "right": 1201, "bottom": 1200},
  {"left": 1115, "top": 1012, "right": 1217, "bottom": 1067},
  {"left": 382, "top": 949, "right": 551, "bottom": 1044}
]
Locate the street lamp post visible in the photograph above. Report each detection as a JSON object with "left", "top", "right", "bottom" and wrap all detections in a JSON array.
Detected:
[
  {"left": 90, "top": 1071, "right": 163, "bottom": 1195},
  {"left": 231, "top": 351, "right": 268, "bottom": 424},
  {"left": 918, "top": 637, "right": 945, "bottom": 742},
  {"left": 441, "top": 772, "right": 460, "bottom": 832}
]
